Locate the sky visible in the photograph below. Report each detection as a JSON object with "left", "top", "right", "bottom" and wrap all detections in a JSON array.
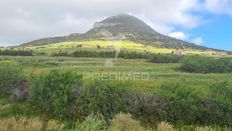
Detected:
[{"left": 0, "top": 0, "right": 231, "bottom": 50}]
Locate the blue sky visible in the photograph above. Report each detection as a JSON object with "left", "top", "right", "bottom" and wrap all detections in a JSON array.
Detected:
[
  {"left": 0, "top": 0, "right": 231, "bottom": 50},
  {"left": 181, "top": 13, "right": 232, "bottom": 50}
]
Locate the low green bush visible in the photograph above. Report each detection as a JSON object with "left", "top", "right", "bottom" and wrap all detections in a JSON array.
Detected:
[
  {"left": 0, "top": 65, "right": 25, "bottom": 96},
  {"left": 156, "top": 83, "right": 201, "bottom": 125},
  {"left": 75, "top": 80, "right": 130, "bottom": 121},
  {"left": 154, "top": 82, "right": 232, "bottom": 126},
  {"left": 0, "top": 50, "right": 33, "bottom": 56},
  {"left": 28, "top": 71, "right": 232, "bottom": 127},
  {"left": 180, "top": 57, "right": 232, "bottom": 73},
  {"left": 29, "top": 70, "right": 82, "bottom": 121},
  {"left": 150, "top": 55, "right": 184, "bottom": 63},
  {"left": 198, "top": 82, "right": 232, "bottom": 126},
  {"left": 29, "top": 72, "right": 130, "bottom": 122},
  {"left": 51, "top": 50, "right": 151, "bottom": 59}
]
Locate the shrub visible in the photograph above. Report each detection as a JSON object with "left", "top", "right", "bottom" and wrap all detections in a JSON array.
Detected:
[
  {"left": 153, "top": 82, "right": 232, "bottom": 126},
  {"left": 156, "top": 83, "right": 201, "bottom": 125},
  {"left": 0, "top": 65, "right": 25, "bottom": 96},
  {"left": 75, "top": 81, "right": 130, "bottom": 121},
  {"left": 198, "top": 82, "right": 232, "bottom": 126},
  {"left": 124, "top": 93, "right": 164, "bottom": 125},
  {"left": 180, "top": 57, "right": 232, "bottom": 73},
  {"left": 150, "top": 55, "right": 184, "bottom": 63},
  {"left": 51, "top": 51, "right": 69, "bottom": 57},
  {"left": 52, "top": 50, "right": 151, "bottom": 59},
  {"left": 29, "top": 70, "right": 82, "bottom": 121},
  {"left": 0, "top": 50, "right": 33, "bottom": 56}
]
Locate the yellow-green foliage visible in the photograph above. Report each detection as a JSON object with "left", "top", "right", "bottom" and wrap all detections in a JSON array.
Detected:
[
  {"left": 23, "top": 40, "right": 216, "bottom": 55},
  {"left": 109, "top": 113, "right": 149, "bottom": 131},
  {"left": 195, "top": 126, "right": 215, "bottom": 131},
  {"left": 0, "top": 117, "right": 64, "bottom": 131}
]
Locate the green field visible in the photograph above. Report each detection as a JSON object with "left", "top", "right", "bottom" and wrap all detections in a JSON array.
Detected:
[{"left": 1, "top": 46, "right": 232, "bottom": 130}]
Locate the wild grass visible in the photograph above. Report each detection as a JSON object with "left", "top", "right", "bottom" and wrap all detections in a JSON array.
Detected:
[
  {"left": 1, "top": 55, "right": 232, "bottom": 129},
  {"left": 0, "top": 116, "right": 231, "bottom": 131},
  {"left": 157, "top": 122, "right": 174, "bottom": 131},
  {"left": 109, "top": 113, "right": 149, "bottom": 131}
]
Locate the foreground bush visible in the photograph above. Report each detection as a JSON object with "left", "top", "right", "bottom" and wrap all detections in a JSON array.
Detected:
[
  {"left": 0, "top": 65, "right": 25, "bottom": 96},
  {"left": 155, "top": 82, "right": 232, "bottom": 126},
  {"left": 180, "top": 57, "right": 232, "bottom": 73},
  {"left": 75, "top": 81, "right": 130, "bottom": 121},
  {"left": 29, "top": 70, "right": 82, "bottom": 121},
  {"left": 28, "top": 71, "right": 232, "bottom": 127},
  {"left": 198, "top": 82, "right": 232, "bottom": 126},
  {"left": 29, "top": 70, "right": 129, "bottom": 122},
  {"left": 156, "top": 83, "right": 201, "bottom": 125}
]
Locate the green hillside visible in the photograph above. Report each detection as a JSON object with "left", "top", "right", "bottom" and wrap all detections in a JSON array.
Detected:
[{"left": 20, "top": 14, "right": 222, "bottom": 52}]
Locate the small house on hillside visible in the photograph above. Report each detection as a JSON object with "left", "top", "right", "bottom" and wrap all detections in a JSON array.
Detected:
[
  {"left": 173, "top": 49, "right": 186, "bottom": 55},
  {"left": 216, "top": 52, "right": 228, "bottom": 56}
]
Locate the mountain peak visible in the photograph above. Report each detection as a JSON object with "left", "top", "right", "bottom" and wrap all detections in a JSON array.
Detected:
[
  {"left": 87, "top": 14, "right": 159, "bottom": 36},
  {"left": 21, "top": 14, "right": 213, "bottom": 51}
]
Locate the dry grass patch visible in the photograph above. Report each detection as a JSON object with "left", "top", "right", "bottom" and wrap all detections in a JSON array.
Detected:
[{"left": 0, "top": 117, "right": 64, "bottom": 131}]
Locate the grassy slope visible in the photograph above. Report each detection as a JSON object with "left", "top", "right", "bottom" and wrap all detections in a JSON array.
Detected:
[
  {"left": 1, "top": 55, "right": 232, "bottom": 93},
  {"left": 18, "top": 41, "right": 216, "bottom": 55}
]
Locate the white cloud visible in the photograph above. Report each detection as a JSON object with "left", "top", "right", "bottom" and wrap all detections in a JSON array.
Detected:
[
  {"left": 16, "top": 8, "right": 30, "bottom": 17},
  {"left": 0, "top": 41, "right": 11, "bottom": 47},
  {"left": 192, "top": 37, "right": 203, "bottom": 45},
  {"left": 204, "top": 0, "right": 232, "bottom": 16},
  {"left": 0, "top": 0, "right": 205, "bottom": 46},
  {"left": 1, "top": 0, "right": 231, "bottom": 46},
  {"left": 169, "top": 32, "right": 188, "bottom": 40}
]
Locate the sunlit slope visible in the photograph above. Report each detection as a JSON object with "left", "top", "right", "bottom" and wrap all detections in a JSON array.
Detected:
[{"left": 23, "top": 41, "right": 216, "bottom": 55}]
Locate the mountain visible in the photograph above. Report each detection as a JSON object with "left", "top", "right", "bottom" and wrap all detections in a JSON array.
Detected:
[
  {"left": 86, "top": 14, "right": 159, "bottom": 36},
  {"left": 21, "top": 14, "right": 213, "bottom": 50}
]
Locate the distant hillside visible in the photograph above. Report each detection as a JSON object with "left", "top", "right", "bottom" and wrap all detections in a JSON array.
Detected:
[{"left": 21, "top": 14, "right": 220, "bottom": 51}]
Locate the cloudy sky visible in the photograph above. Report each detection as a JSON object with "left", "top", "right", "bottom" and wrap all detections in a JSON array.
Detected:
[{"left": 0, "top": 0, "right": 232, "bottom": 50}]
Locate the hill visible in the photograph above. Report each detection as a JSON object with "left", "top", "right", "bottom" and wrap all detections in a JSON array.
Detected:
[{"left": 21, "top": 14, "right": 216, "bottom": 51}]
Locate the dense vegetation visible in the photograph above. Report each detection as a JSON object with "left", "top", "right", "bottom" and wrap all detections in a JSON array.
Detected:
[
  {"left": 1, "top": 64, "right": 232, "bottom": 129},
  {"left": 1, "top": 54, "right": 232, "bottom": 130},
  {"left": 150, "top": 54, "right": 185, "bottom": 63},
  {"left": 180, "top": 57, "right": 232, "bottom": 73},
  {"left": 0, "top": 65, "right": 25, "bottom": 96},
  {"left": 0, "top": 49, "right": 33, "bottom": 56},
  {"left": 52, "top": 50, "right": 151, "bottom": 59}
]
